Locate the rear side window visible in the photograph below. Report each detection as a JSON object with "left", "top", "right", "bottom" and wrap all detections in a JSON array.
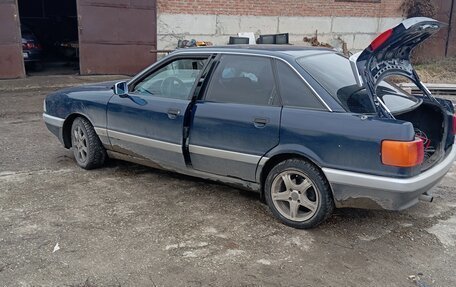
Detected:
[
  {"left": 297, "top": 53, "right": 421, "bottom": 114},
  {"left": 205, "top": 55, "right": 277, "bottom": 106},
  {"left": 276, "top": 61, "right": 325, "bottom": 109},
  {"left": 297, "top": 53, "right": 374, "bottom": 113}
]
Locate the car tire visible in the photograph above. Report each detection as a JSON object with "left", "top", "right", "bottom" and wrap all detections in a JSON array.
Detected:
[
  {"left": 71, "top": 117, "right": 106, "bottom": 170},
  {"left": 264, "top": 159, "right": 334, "bottom": 229}
]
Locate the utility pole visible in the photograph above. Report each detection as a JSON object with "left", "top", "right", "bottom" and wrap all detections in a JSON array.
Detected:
[{"left": 446, "top": 0, "right": 455, "bottom": 57}]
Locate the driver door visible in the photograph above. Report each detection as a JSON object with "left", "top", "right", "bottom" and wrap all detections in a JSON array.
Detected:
[{"left": 107, "top": 55, "right": 210, "bottom": 169}]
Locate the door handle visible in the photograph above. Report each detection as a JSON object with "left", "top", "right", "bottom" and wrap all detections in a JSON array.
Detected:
[
  {"left": 167, "top": 108, "right": 181, "bottom": 119},
  {"left": 253, "top": 117, "right": 269, "bottom": 128}
]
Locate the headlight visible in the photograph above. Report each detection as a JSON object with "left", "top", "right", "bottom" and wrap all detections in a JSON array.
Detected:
[{"left": 43, "top": 99, "right": 47, "bottom": 113}]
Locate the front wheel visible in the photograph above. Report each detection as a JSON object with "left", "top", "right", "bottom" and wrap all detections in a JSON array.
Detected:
[
  {"left": 71, "top": 117, "right": 106, "bottom": 170},
  {"left": 264, "top": 159, "right": 334, "bottom": 229}
]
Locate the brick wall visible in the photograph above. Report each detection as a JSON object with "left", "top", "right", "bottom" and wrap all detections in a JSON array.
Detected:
[{"left": 157, "top": 0, "right": 403, "bottom": 18}]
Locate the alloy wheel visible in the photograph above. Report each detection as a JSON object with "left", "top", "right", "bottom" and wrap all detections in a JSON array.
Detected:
[
  {"left": 73, "top": 125, "right": 88, "bottom": 163},
  {"left": 271, "top": 170, "right": 319, "bottom": 222}
]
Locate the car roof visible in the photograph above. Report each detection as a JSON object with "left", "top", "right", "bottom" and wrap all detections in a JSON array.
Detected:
[{"left": 171, "top": 45, "right": 336, "bottom": 59}]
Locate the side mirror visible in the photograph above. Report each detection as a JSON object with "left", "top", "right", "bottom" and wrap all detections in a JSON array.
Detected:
[{"left": 113, "top": 81, "right": 128, "bottom": 96}]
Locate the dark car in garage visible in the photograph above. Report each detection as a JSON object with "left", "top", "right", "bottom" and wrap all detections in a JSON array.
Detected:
[
  {"left": 21, "top": 25, "right": 44, "bottom": 70},
  {"left": 43, "top": 18, "right": 456, "bottom": 228}
]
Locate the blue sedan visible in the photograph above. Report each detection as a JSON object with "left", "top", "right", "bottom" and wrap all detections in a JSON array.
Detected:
[{"left": 44, "top": 18, "right": 456, "bottom": 228}]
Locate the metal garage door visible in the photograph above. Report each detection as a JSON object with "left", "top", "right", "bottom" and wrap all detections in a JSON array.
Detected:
[
  {"left": 0, "top": 0, "right": 25, "bottom": 79},
  {"left": 77, "top": 0, "right": 157, "bottom": 75}
]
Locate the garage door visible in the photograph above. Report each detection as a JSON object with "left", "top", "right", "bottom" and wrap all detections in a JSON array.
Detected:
[
  {"left": 77, "top": 0, "right": 157, "bottom": 75},
  {"left": 0, "top": 0, "right": 25, "bottom": 79}
]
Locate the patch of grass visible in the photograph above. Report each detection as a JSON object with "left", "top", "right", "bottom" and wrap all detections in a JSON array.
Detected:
[{"left": 414, "top": 57, "right": 456, "bottom": 84}]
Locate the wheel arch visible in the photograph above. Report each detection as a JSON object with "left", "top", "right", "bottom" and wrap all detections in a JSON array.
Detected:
[
  {"left": 62, "top": 113, "right": 94, "bottom": 149},
  {"left": 258, "top": 149, "right": 329, "bottom": 201}
]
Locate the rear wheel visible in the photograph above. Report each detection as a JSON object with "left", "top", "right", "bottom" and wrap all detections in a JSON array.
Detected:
[
  {"left": 71, "top": 117, "right": 106, "bottom": 169},
  {"left": 264, "top": 159, "right": 334, "bottom": 229}
]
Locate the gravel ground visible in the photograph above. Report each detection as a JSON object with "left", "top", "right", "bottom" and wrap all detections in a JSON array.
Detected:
[{"left": 1, "top": 75, "right": 456, "bottom": 287}]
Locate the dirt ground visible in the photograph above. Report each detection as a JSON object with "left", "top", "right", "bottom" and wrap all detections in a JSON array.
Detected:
[{"left": 1, "top": 75, "right": 456, "bottom": 287}]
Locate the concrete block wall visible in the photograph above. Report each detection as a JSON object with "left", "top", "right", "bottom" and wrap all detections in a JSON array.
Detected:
[
  {"left": 156, "top": 0, "right": 404, "bottom": 51},
  {"left": 157, "top": 14, "right": 403, "bottom": 51}
]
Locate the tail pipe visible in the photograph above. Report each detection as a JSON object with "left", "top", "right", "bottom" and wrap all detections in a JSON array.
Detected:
[{"left": 419, "top": 192, "right": 434, "bottom": 202}]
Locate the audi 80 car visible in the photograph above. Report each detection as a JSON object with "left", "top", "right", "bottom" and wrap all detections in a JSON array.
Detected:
[
  {"left": 43, "top": 18, "right": 456, "bottom": 228},
  {"left": 21, "top": 25, "right": 44, "bottom": 71}
]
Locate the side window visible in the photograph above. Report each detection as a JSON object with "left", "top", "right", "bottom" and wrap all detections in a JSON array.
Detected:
[
  {"left": 276, "top": 61, "right": 325, "bottom": 109},
  {"left": 132, "top": 58, "right": 207, "bottom": 99},
  {"left": 205, "top": 55, "right": 277, "bottom": 106}
]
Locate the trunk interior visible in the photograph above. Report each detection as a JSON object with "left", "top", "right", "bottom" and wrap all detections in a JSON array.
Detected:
[{"left": 395, "top": 100, "right": 446, "bottom": 171}]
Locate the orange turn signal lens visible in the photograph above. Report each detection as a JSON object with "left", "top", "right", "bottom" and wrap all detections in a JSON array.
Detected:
[{"left": 381, "top": 138, "right": 424, "bottom": 167}]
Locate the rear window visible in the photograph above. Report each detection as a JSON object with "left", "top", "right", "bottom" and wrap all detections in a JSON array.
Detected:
[
  {"left": 377, "top": 80, "right": 422, "bottom": 114},
  {"left": 297, "top": 53, "right": 421, "bottom": 114}
]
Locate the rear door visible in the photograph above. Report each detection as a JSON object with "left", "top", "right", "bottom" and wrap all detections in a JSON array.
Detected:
[
  {"left": 188, "top": 54, "right": 281, "bottom": 181},
  {"left": 107, "top": 55, "right": 210, "bottom": 169}
]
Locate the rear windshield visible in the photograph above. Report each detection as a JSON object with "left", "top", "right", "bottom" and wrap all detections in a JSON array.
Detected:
[{"left": 297, "top": 53, "right": 421, "bottom": 114}]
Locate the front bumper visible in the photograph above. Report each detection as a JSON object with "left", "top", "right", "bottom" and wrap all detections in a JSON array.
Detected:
[
  {"left": 43, "top": 113, "right": 65, "bottom": 145},
  {"left": 323, "top": 142, "right": 456, "bottom": 210}
]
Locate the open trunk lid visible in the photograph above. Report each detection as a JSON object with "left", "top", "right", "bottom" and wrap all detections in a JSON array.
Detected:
[
  {"left": 350, "top": 17, "right": 446, "bottom": 118},
  {"left": 350, "top": 17, "right": 455, "bottom": 171}
]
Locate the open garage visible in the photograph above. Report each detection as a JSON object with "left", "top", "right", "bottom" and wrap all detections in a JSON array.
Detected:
[
  {"left": 18, "top": 0, "right": 79, "bottom": 74},
  {"left": 0, "top": 0, "right": 157, "bottom": 79}
]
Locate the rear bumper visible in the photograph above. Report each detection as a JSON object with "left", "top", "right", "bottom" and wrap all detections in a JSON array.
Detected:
[
  {"left": 43, "top": 113, "right": 65, "bottom": 145},
  {"left": 323, "top": 142, "right": 456, "bottom": 210},
  {"left": 23, "top": 49, "right": 43, "bottom": 62}
]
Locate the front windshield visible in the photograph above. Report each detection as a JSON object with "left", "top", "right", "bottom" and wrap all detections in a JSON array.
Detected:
[{"left": 297, "top": 53, "right": 421, "bottom": 114}]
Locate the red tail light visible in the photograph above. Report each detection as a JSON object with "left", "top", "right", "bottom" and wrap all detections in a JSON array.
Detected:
[
  {"left": 381, "top": 138, "right": 424, "bottom": 167},
  {"left": 23, "top": 42, "right": 41, "bottom": 50},
  {"left": 371, "top": 28, "right": 393, "bottom": 51}
]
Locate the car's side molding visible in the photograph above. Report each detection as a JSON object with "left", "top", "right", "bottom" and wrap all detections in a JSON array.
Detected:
[
  {"left": 95, "top": 128, "right": 271, "bottom": 173},
  {"left": 107, "top": 149, "right": 261, "bottom": 191},
  {"left": 94, "top": 127, "right": 108, "bottom": 137},
  {"left": 189, "top": 144, "right": 269, "bottom": 165},
  {"left": 47, "top": 115, "right": 271, "bottom": 183},
  {"left": 105, "top": 130, "right": 182, "bottom": 153}
]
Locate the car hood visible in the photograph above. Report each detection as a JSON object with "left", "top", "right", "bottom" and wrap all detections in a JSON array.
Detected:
[
  {"left": 57, "top": 80, "right": 128, "bottom": 94},
  {"left": 350, "top": 17, "right": 445, "bottom": 117}
]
